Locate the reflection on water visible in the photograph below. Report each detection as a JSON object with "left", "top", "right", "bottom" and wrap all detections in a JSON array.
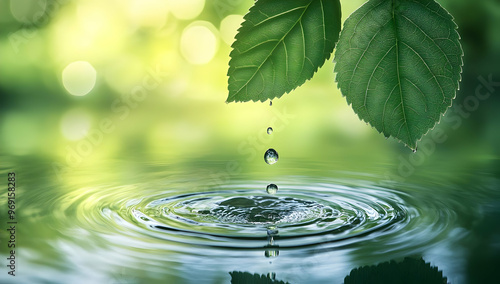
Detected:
[
  {"left": 231, "top": 257, "right": 446, "bottom": 284},
  {"left": 0, "top": 159, "right": 498, "bottom": 283},
  {"left": 344, "top": 257, "right": 447, "bottom": 284},
  {"left": 230, "top": 271, "right": 288, "bottom": 284}
]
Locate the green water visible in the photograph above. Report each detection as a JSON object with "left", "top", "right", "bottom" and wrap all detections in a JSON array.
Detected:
[{"left": 0, "top": 153, "right": 498, "bottom": 284}]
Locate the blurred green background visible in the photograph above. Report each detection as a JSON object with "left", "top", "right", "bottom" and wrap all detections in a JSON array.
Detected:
[
  {"left": 0, "top": 0, "right": 499, "bottom": 178},
  {"left": 1, "top": 1, "right": 500, "bottom": 283}
]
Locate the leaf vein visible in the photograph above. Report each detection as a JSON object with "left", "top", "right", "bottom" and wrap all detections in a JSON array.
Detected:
[
  {"left": 401, "top": 41, "right": 446, "bottom": 103},
  {"left": 400, "top": 15, "right": 453, "bottom": 76},
  {"left": 254, "top": 6, "right": 306, "bottom": 27},
  {"left": 229, "top": 2, "right": 315, "bottom": 101}
]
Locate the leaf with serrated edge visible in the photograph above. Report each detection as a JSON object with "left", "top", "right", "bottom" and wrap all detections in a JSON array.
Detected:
[
  {"left": 227, "top": 0, "right": 341, "bottom": 103},
  {"left": 334, "top": 0, "right": 463, "bottom": 149}
]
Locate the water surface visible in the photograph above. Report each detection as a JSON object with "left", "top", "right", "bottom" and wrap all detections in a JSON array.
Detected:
[{"left": 0, "top": 157, "right": 498, "bottom": 284}]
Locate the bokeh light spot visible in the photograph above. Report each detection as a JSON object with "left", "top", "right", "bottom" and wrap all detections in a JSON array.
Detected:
[
  {"left": 62, "top": 61, "right": 97, "bottom": 96},
  {"left": 167, "top": 0, "right": 204, "bottom": 20},
  {"left": 180, "top": 23, "right": 217, "bottom": 65},
  {"left": 220, "top": 14, "right": 243, "bottom": 45},
  {"left": 60, "top": 109, "right": 92, "bottom": 141}
]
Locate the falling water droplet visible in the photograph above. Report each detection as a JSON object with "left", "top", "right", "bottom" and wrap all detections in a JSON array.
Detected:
[
  {"left": 266, "top": 184, "right": 278, "bottom": 194},
  {"left": 267, "top": 127, "right": 273, "bottom": 135},
  {"left": 265, "top": 247, "right": 279, "bottom": 258},
  {"left": 264, "top": 148, "right": 279, "bottom": 165}
]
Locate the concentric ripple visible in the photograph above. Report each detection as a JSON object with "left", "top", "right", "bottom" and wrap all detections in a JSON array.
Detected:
[
  {"left": 129, "top": 183, "right": 406, "bottom": 248},
  {"left": 8, "top": 158, "right": 496, "bottom": 284},
  {"left": 40, "top": 171, "right": 466, "bottom": 257},
  {"left": 45, "top": 176, "right": 453, "bottom": 250}
]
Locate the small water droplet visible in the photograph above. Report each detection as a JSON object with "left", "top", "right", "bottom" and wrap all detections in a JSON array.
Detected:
[
  {"left": 269, "top": 100, "right": 272, "bottom": 106},
  {"left": 412, "top": 148, "right": 417, "bottom": 153},
  {"left": 266, "top": 184, "right": 278, "bottom": 194},
  {"left": 268, "top": 236, "right": 274, "bottom": 245},
  {"left": 267, "top": 127, "right": 273, "bottom": 135},
  {"left": 264, "top": 148, "right": 279, "bottom": 165},
  {"left": 265, "top": 247, "right": 279, "bottom": 258}
]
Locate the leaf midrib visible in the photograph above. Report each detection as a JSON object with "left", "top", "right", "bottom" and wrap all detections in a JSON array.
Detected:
[
  {"left": 228, "top": 0, "right": 317, "bottom": 101},
  {"left": 392, "top": 0, "right": 412, "bottom": 144}
]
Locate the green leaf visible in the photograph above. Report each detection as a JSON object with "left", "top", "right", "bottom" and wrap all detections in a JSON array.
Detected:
[
  {"left": 227, "top": 0, "right": 341, "bottom": 103},
  {"left": 334, "top": 0, "right": 463, "bottom": 149}
]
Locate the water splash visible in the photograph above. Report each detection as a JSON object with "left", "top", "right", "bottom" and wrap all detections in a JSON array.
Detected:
[
  {"left": 267, "top": 226, "right": 278, "bottom": 236},
  {"left": 51, "top": 180, "right": 418, "bottom": 249}
]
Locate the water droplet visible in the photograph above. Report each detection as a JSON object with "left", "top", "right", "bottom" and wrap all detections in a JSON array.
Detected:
[
  {"left": 267, "top": 127, "right": 273, "bottom": 135},
  {"left": 268, "top": 236, "right": 275, "bottom": 245},
  {"left": 266, "top": 184, "right": 278, "bottom": 194},
  {"left": 412, "top": 148, "right": 417, "bottom": 153},
  {"left": 264, "top": 149, "right": 279, "bottom": 165},
  {"left": 269, "top": 100, "right": 272, "bottom": 106},
  {"left": 267, "top": 225, "right": 279, "bottom": 235},
  {"left": 265, "top": 247, "right": 279, "bottom": 258}
]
